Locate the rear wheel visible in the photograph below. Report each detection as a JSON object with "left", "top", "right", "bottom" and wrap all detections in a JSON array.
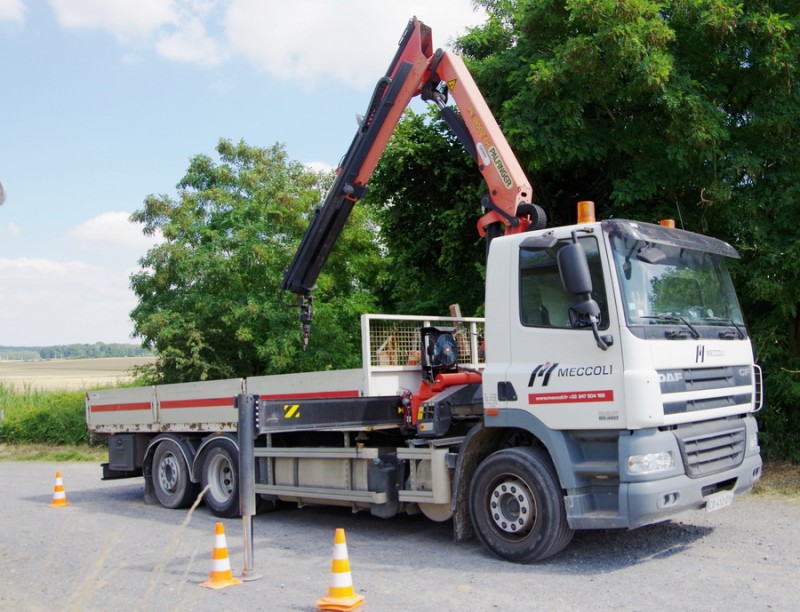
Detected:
[
  {"left": 202, "top": 443, "right": 240, "bottom": 518},
  {"left": 470, "top": 447, "right": 573, "bottom": 562},
  {"left": 152, "top": 440, "right": 200, "bottom": 509}
]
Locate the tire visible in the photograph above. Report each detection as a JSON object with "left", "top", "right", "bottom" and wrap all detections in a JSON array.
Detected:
[
  {"left": 470, "top": 447, "right": 573, "bottom": 562},
  {"left": 201, "top": 443, "right": 240, "bottom": 518},
  {"left": 152, "top": 440, "right": 200, "bottom": 509}
]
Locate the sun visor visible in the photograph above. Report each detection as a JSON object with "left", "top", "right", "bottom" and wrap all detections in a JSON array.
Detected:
[{"left": 602, "top": 219, "right": 740, "bottom": 259}]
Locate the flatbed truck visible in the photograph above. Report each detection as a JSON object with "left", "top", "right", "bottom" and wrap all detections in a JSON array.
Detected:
[{"left": 86, "top": 17, "right": 762, "bottom": 562}]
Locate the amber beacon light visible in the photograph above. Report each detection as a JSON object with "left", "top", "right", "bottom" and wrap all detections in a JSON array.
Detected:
[
  {"left": 659, "top": 219, "right": 676, "bottom": 228},
  {"left": 577, "top": 201, "right": 596, "bottom": 224}
]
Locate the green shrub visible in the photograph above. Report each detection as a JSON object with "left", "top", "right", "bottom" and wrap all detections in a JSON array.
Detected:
[
  {"left": 0, "top": 384, "right": 89, "bottom": 445},
  {"left": 755, "top": 367, "right": 800, "bottom": 464}
]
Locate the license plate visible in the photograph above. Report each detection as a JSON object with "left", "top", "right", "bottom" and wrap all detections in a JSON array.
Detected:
[{"left": 705, "top": 490, "right": 734, "bottom": 513}]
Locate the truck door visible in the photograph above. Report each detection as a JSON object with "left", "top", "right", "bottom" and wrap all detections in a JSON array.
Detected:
[{"left": 505, "top": 234, "right": 625, "bottom": 431}]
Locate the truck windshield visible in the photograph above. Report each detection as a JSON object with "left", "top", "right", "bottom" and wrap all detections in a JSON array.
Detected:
[{"left": 609, "top": 234, "right": 745, "bottom": 339}]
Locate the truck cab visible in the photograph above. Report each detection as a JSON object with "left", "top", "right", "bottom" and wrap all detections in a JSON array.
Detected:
[{"left": 480, "top": 217, "right": 762, "bottom": 533}]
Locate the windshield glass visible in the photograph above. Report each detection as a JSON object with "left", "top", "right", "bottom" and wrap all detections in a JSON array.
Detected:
[{"left": 610, "top": 234, "right": 745, "bottom": 334}]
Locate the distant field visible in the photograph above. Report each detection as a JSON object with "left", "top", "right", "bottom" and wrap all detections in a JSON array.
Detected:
[{"left": 0, "top": 356, "right": 156, "bottom": 391}]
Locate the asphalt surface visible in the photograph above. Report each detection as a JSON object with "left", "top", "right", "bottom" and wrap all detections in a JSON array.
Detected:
[{"left": 1, "top": 461, "right": 798, "bottom": 611}]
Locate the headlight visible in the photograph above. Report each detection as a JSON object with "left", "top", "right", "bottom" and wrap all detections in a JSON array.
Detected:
[
  {"left": 628, "top": 452, "right": 674, "bottom": 475},
  {"left": 749, "top": 432, "right": 760, "bottom": 451}
]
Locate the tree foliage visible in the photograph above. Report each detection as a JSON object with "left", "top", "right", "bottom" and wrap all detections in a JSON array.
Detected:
[
  {"left": 130, "top": 140, "right": 382, "bottom": 383},
  {"left": 366, "top": 111, "right": 487, "bottom": 316},
  {"left": 366, "top": 1, "right": 799, "bottom": 458},
  {"left": 456, "top": 1, "right": 796, "bottom": 226}
]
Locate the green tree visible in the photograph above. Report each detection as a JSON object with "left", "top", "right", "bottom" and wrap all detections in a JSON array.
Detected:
[
  {"left": 365, "top": 111, "right": 487, "bottom": 316},
  {"left": 130, "top": 139, "right": 382, "bottom": 383}
]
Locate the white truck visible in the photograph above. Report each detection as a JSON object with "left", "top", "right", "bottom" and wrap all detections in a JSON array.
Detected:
[{"left": 86, "top": 18, "right": 763, "bottom": 562}]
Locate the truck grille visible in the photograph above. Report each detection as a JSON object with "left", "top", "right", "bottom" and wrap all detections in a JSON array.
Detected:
[
  {"left": 673, "top": 419, "right": 746, "bottom": 478},
  {"left": 658, "top": 365, "right": 753, "bottom": 415}
]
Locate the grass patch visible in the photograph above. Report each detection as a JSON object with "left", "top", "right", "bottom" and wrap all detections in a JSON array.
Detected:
[
  {"left": 0, "top": 383, "right": 91, "bottom": 445},
  {"left": 0, "top": 384, "right": 107, "bottom": 461},
  {"left": 754, "top": 462, "right": 800, "bottom": 499},
  {"left": 0, "top": 443, "right": 105, "bottom": 462}
]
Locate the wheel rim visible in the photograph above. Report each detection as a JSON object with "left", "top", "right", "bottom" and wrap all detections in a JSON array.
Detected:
[
  {"left": 207, "top": 453, "right": 234, "bottom": 502},
  {"left": 487, "top": 476, "right": 536, "bottom": 539},
  {"left": 158, "top": 452, "right": 180, "bottom": 493}
]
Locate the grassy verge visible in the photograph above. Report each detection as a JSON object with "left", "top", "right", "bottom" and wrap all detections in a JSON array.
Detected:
[
  {"left": 0, "top": 383, "right": 89, "bottom": 445},
  {"left": 0, "top": 443, "right": 106, "bottom": 462},
  {"left": 754, "top": 462, "right": 800, "bottom": 499},
  {"left": 0, "top": 383, "right": 107, "bottom": 462}
]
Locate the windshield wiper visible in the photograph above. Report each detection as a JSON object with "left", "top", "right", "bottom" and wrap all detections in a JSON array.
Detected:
[
  {"left": 701, "top": 316, "right": 746, "bottom": 339},
  {"left": 640, "top": 314, "right": 700, "bottom": 339}
]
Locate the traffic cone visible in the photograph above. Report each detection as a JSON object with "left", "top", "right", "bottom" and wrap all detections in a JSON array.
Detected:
[
  {"left": 316, "top": 528, "right": 365, "bottom": 611},
  {"left": 49, "top": 471, "right": 70, "bottom": 508},
  {"left": 200, "top": 522, "right": 242, "bottom": 589}
]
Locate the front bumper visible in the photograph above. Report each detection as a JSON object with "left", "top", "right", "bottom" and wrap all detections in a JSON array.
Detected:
[
  {"left": 624, "top": 451, "right": 762, "bottom": 528},
  {"left": 565, "top": 451, "right": 762, "bottom": 530}
]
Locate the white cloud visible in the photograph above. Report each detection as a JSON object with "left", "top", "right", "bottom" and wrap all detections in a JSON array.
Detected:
[
  {"left": 66, "top": 211, "right": 161, "bottom": 252},
  {"left": 224, "top": 0, "right": 485, "bottom": 87},
  {"left": 49, "top": 0, "right": 226, "bottom": 65},
  {"left": 46, "top": 0, "right": 484, "bottom": 85},
  {"left": 48, "top": 0, "right": 178, "bottom": 40},
  {"left": 304, "top": 161, "right": 336, "bottom": 174},
  {"left": 0, "top": 212, "right": 164, "bottom": 344},
  {"left": 0, "top": 257, "right": 95, "bottom": 283},
  {"left": 0, "top": 257, "right": 137, "bottom": 344},
  {"left": 155, "top": 14, "right": 223, "bottom": 66},
  {"left": 0, "top": 0, "right": 25, "bottom": 23},
  {"left": 0, "top": 221, "right": 22, "bottom": 237}
]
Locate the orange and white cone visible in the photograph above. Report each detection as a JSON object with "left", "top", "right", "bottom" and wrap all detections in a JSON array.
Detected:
[
  {"left": 200, "top": 522, "right": 242, "bottom": 589},
  {"left": 316, "top": 528, "right": 365, "bottom": 611},
  {"left": 49, "top": 471, "right": 70, "bottom": 508}
]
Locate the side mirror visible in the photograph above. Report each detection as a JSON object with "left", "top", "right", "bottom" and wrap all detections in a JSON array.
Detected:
[
  {"left": 558, "top": 242, "right": 593, "bottom": 296},
  {"left": 557, "top": 237, "right": 613, "bottom": 351}
]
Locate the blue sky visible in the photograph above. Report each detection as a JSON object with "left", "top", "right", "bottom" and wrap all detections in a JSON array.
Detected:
[{"left": 0, "top": 0, "right": 485, "bottom": 346}]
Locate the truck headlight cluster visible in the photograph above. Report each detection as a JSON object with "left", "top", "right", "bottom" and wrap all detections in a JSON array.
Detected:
[{"left": 627, "top": 452, "right": 674, "bottom": 475}]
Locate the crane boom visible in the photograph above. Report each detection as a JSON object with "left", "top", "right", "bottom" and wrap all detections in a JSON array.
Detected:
[{"left": 282, "top": 16, "right": 545, "bottom": 346}]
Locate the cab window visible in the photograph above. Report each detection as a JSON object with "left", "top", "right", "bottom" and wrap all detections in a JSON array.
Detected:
[{"left": 519, "top": 237, "right": 609, "bottom": 330}]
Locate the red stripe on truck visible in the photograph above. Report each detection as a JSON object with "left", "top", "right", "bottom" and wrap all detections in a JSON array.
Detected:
[
  {"left": 159, "top": 397, "right": 234, "bottom": 409},
  {"left": 90, "top": 402, "right": 151, "bottom": 413},
  {"left": 90, "top": 391, "right": 359, "bottom": 413}
]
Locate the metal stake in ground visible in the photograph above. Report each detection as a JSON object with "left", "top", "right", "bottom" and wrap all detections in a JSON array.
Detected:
[{"left": 238, "top": 392, "right": 262, "bottom": 581}]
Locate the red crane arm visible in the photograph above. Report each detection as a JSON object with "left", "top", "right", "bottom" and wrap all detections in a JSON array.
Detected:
[{"left": 282, "top": 17, "right": 544, "bottom": 346}]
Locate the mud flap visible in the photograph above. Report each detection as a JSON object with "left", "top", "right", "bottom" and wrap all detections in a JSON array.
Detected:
[{"left": 143, "top": 472, "right": 157, "bottom": 505}]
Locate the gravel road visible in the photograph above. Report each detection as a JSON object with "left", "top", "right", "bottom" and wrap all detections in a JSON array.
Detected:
[{"left": 1, "top": 462, "right": 797, "bottom": 611}]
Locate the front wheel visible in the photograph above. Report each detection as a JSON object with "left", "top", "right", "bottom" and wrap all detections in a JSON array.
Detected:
[
  {"left": 470, "top": 447, "right": 573, "bottom": 562},
  {"left": 201, "top": 443, "right": 240, "bottom": 518}
]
